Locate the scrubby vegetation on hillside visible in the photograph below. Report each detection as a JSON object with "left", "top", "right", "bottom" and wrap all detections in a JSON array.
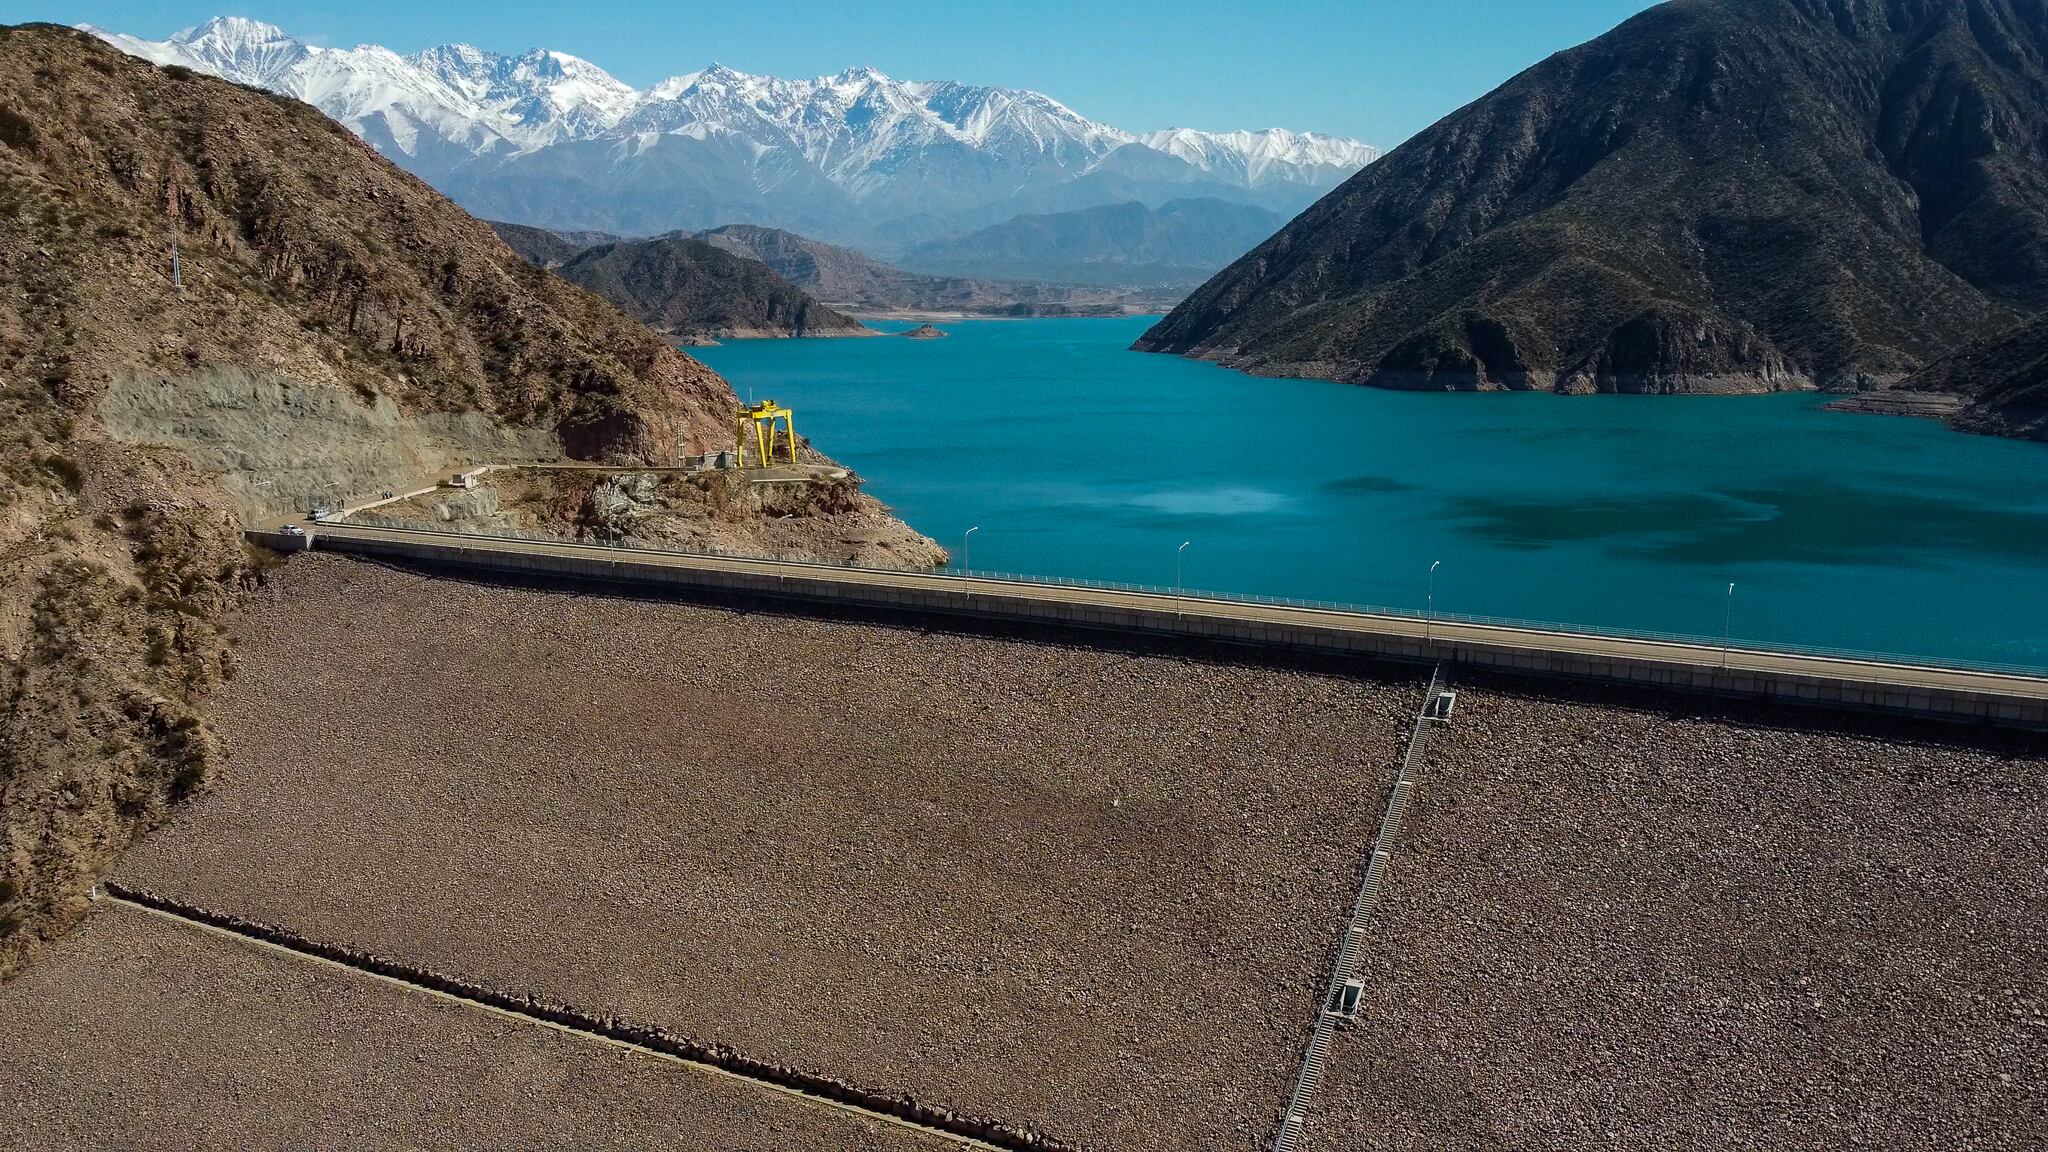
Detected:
[
  {"left": 1139, "top": 0, "right": 2048, "bottom": 432},
  {"left": 553, "top": 234, "right": 870, "bottom": 340},
  {"left": 0, "top": 23, "right": 918, "bottom": 977}
]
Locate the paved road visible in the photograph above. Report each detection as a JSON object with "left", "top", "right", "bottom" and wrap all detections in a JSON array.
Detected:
[{"left": 265, "top": 520, "right": 2048, "bottom": 707}]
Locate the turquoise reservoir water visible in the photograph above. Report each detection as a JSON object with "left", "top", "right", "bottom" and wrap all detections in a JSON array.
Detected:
[{"left": 697, "top": 317, "right": 2048, "bottom": 670}]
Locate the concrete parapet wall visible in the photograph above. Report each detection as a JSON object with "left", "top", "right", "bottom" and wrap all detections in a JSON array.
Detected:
[{"left": 262, "top": 527, "right": 2048, "bottom": 731}]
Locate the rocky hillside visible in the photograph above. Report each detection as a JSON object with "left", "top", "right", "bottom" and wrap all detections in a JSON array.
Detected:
[
  {"left": 695, "top": 224, "right": 1007, "bottom": 312},
  {"left": 551, "top": 235, "right": 870, "bottom": 341},
  {"left": 0, "top": 24, "right": 931, "bottom": 979},
  {"left": 1897, "top": 311, "right": 2048, "bottom": 438},
  {"left": 904, "top": 198, "right": 1285, "bottom": 288},
  {"left": 492, "top": 219, "right": 871, "bottom": 336},
  {"left": 1137, "top": 0, "right": 2048, "bottom": 410}
]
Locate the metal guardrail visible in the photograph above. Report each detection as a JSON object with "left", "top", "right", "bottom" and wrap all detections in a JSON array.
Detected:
[
  {"left": 303, "top": 519, "right": 2048, "bottom": 681},
  {"left": 1273, "top": 665, "right": 1445, "bottom": 1152}
]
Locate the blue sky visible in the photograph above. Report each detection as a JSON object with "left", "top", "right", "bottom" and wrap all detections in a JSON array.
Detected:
[{"left": 25, "top": 0, "right": 1663, "bottom": 147}]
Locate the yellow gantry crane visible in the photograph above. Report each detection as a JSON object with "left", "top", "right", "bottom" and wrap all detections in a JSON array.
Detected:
[{"left": 735, "top": 400, "right": 797, "bottom": 468}]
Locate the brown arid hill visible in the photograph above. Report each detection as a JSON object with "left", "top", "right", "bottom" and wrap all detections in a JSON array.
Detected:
[
  {"left": 695, "top": 222, "right": 1011, "bottom": 312},
  {"left": 492, "top": 219, "right": 871, "bottom": 338},
  {"left": 1137, "top": 0, "right": 2048, "bottom": 416},
  {"left": 0, "top": 23, "right": 934, "bottom": 979},
  {"left": 551, "top": 233, "right": 871, "bottom": 341},
  {"left": 486, "top": 220, "right": 588, "bottom": 268}
]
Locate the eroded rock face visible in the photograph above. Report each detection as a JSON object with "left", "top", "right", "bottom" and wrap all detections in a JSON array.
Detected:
[
  {"left": 550, "top": 235, "right": 870, "bottom": 342},
  {"left": 1137, "top": 0, "right": 2048, "bottom": 409},
  {"left": 1557, "top": 306, "right": 1807, "bottom": 395},
  {"left": 1899, "top": 309, "right": 2048, "bottom": 441},
  {"left": 354, "top": 467, "right": 947, "bottom": 569},
  {"left": 99, "top": 368, "right": 560, "bottom": 519},
  {"left": 0, "top": 26, "right": 745, "bottom": 467}
]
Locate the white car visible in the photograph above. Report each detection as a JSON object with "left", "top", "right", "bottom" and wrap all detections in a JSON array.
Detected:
[{"left": 280, "top": 524, "right": 306, "bottom": 537}]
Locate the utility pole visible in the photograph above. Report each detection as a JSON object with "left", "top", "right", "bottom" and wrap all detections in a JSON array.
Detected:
[
  {"left": 170, "top": 221, "right": 182, "bottom": 292},
  {"left": 1176, "top": 540, "right": 1192, "bottom": 618},
  {"left": 1427, "top": 560, "right": 1442, "bottom": 642},
  {"left": 1723, "top": 582, "right": 1735, "bottom": 670}
]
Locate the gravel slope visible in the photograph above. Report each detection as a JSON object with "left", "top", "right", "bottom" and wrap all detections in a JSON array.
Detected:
[
  {"left": 116, "top": 554, "right": 1422, "bottom": 1151},
  {"left": 0, "top": 904, "right": 950, "bottom": 1151},
  {"left": 1305, "top": 682, "right": 2048, "bottom": 1151}
]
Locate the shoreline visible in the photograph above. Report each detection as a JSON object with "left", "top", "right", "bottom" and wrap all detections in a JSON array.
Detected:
[
  {"left": 677, "top": 327, "right": 880, "bottom": 346},
  {"left": 850, "top": 309, "right": 1174, "bottom": 323},
  {"left": 1128, "top": 343, "right": 2045, "bottom": 442}
]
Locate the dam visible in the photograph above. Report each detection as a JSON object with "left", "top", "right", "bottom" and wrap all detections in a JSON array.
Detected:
[{"left": 253, "top": 520, "right": 2048, "bottom": 730}]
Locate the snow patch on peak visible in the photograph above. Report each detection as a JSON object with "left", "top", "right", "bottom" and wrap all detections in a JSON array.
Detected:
[
  {"left": 648, "top": 71, "right": 704, "bottom": 101},
  {"left": 829, "top": 65, "right": 893, "bottom": 89},
  {"left": 171, "top": 15, "right": 295, "bottom": 46},
  {"left": 152, "top": 15, "right": 315, "bottom": 86},
  {"left": 1133, "top": 127, "right": 1381, "bottom": 185},
  {"left": 83, "top": 15, "right": 1379, "bottom": 215}
]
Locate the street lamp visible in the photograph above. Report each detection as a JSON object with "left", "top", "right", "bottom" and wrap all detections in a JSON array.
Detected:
[
  {"left": 1427, "top": 560, "right": 1442, "bottom": 642},
  {"left": 1176, "top": 540, "right": 1192, "bottom": 616},
  {"left": 962, "top": 526, "right": 979, "bottom": 572},
  {"left": 1723, "top": 582, "right": 1735, "bottom": 670}
]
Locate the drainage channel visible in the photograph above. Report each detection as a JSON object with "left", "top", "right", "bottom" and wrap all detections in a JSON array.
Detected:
[
  {"left": 97, "top": 881, "right": 1073, "bottom": 1152},
  {"left": 1272, "top": 664, "right": 1446, "bottom": 1152}
]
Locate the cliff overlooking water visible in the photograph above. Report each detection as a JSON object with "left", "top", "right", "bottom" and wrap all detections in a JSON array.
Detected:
[{"left": 1896, "top": 309, "right": 2048, "bottom": 439}]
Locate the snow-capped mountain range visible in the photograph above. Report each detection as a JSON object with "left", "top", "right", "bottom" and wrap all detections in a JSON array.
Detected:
[{"left": 87, "top": 17, "right": 1379, "bottom": 250}]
